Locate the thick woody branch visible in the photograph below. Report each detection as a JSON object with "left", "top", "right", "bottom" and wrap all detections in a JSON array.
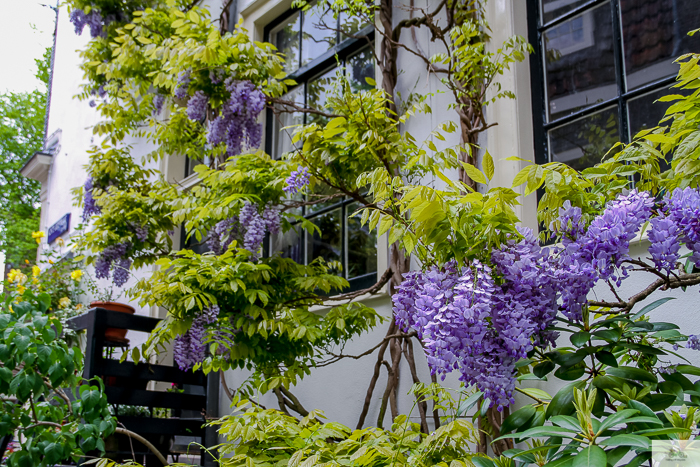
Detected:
[{"left": 589, "top": 271, "right": 700, "bottom": 313}]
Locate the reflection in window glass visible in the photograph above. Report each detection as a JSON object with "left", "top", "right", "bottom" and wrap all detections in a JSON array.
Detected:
[
  {"left": 272, "top": 86, "right": 305, "bottom": 159},
  {"left": 271, "top": 227, "right": 304, "bottom": 264},
  {"left": 621, "top": 0, "right": 700, "bottom": 90},
  {"left": 307, "top": 68, "right": 337, "bottom": 126},
  {"left": 540, "top": 0, "right": 590, "bottom": 24},
  {"left": 302, "top": 2, "right": 337, "bottom": 66},
  {"left": 339, "top": 9, "right": 370, "bottom": 37},
  {"left": 346, "top": 203, "right": 377, "bottom": 279},
  {"left": 548, "top": 107, "right": 620, "bottom": 171},
  {"left": 307, "top": 209, "right": 342, "bottom": 267},
  {"left": 271, "top": 12, "right": 301, "bottom": 75},
  {"left": 348, "top": 47, "right": 375, "bottom": 92},
  {"left": 543, "top": 4, "right": 616, "bottom": 121},
  {"left": 627, "top": 86, "right": 680, "bottom": 138},
  {"left": 307, "top": 183, "right": 342, "bottom": 214}
]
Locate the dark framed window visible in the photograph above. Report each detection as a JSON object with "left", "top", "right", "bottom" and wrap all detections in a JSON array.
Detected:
[
  {"left": 528, "top": 0, "right": 700, "bottom": 170},
  {"left": 264, "top": 3, "right": 378, "bottom": 292}
]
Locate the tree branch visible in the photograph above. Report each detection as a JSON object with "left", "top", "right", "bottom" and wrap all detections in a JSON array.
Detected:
[
  {"left": 589, "top": 272, "right": 700, "bottom": 313},
  {"left": 114, "top": 427, "right": 168, "bottom": 465}
]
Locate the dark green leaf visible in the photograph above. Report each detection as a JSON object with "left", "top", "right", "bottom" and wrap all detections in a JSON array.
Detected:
[
  {"left": 572, "top": 446, "right": 606, "bottom": 467},
  {"left": 607, "top": 366, "right": 657, "bottom": 383},
  {"left": 571, "top": 332, "right": 590, "bottom": 348},
  {"left": 631, "top": 297, "right": 676, "bottom": 320},
  {"left": 594, "top": 351, "right": 618, "bottom": 368},
  {"left": 500, "top": 405, "right": 536, "bottom": 434},
  {"left": 546, "top": 381, "right": 586, "bottom": 418}
]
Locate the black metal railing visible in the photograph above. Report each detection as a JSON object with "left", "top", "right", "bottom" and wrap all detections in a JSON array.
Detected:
[{"left": 67, "top": 308, "right": 219, "bottom": 466}]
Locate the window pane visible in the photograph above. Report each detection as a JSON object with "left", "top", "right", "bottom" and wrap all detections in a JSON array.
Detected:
[
  {"left": 548, "top": 106, "right": 620, "bottom": 171},
  {"left": 301, "top": 2, "right": 337, "bottom": 67},
  {"left": 307, "top": 68, "right": 336, "bottom": 126},
  {"left": 348, "top": 47, "right": 375, "bottom": 93},
  {"left": 541, "top": 0, "right": 591, "bottom": 24},
  {"left": 271, "top": 227, "right": 304, "bottom": 263},
  {"left": 271, "top": 12, "right": 301, "bottom": 75},
  {"left": 306, "top": 183, "right": 342, "bottom": 214},
  {"left": 346, "top": 203, "right": 377, "bottom": 279},
  {"left": 339, "top": 9, "right": 371, "bottom": 38},
  {"left": 272, "top": 86, "right": 304, "bottom": 159},
  {"left": 621, "top": 0, "right": 700, "bottom": 90},
  {"left": 307, "top": 209, "right": 342, "bottom": 268},
  {"left": 627, "top": 86, "right": 679, "bottom": 138},
  {"left": 543, "top": 3, "right": 617, "bottom": 121}
]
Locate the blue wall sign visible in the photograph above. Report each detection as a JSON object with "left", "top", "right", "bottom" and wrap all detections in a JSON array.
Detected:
[{"left": 47, "top": 213, "right": 70, "bottom": 244}]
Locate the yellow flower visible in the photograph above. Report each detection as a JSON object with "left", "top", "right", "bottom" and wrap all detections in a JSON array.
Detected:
[
  {"left": 32, "top": 265, "right": 41, "bottom": 277},
  {"left": 8, "top": 305, "right": 13, "bottom": 314},
  {"left": 16, "top": 284, "right": 26, "bottom": 294},
  {"left": 76, "top": 303, "right": 84, "bottom": 310},
  {"left": 59, "top": 297, "right": 71, "bottom": 309},
  {"left": 70, "top": 270, "right": 83, "bottom": 282},
  {"left": 57, "top": 237, "right": 65, "bottom": 247},
  {"left": 31, "top": 231, "right": 45, "bottom": 245},
  {"left": 7, "top": 269, "right": 20, "bottom": 283}
]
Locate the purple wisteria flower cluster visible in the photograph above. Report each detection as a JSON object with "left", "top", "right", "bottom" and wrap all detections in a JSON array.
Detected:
[
  {"left": 70, "top": 9, "right": 104, "bottom": 37},
  {"left": 177, "top": 74, "right": 265, "bottom": 156},
  {"left": 207, "top": 79, "right": 265, "bottom": 155},
  {"left": 284, "top": 167, "right": 310, "bottom": 195},
  {"left": 206, "top": 203, "right": 281, "bottom": 259},
  {"left": 658, "top": 187, "right": 700, "bottom": 268},
  {"left": 95, "top": 241, "right": 132, "bottom": 287},
  {"left": 395, "top": 229, "right": 560, "bottom": 410},
  {"left": 174, "top": 305, "right": 220, "bottom": 371},
  {"left": 83, "top": 177, "right": 101, "bottom": 221},
  {"left": 394, "top": 188, "right": 700, "bottom": 410}
]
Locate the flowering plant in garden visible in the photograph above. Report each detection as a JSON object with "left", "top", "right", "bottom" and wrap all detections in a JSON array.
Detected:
[
  {"left": 0, "top": 290, "right": 116, "bottom": 467},
  {"left": 58, "top": 0, "right": 700, "bottom": 464}
]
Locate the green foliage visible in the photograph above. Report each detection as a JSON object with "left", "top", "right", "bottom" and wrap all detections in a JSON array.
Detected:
[
  {"left": 212, "top": 393, "right": 482, "bottom": 467},
  {"left": 0, "top": 291, "right": 115, "bottom": 467},
  {"left": 0, "top": 48, "right": 49, "bottom": 267},
  {"left": 134, "top": 249, "right": 381, "bottom": 393}
]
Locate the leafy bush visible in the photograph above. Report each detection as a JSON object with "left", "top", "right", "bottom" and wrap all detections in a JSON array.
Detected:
[{"left": 0, "top": 291, "right": 115, "bottom": 467}]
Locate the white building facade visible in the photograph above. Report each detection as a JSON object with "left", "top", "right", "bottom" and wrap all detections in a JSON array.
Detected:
[{"left": 23, "top": 0, "right": 700, "bottom": 434}]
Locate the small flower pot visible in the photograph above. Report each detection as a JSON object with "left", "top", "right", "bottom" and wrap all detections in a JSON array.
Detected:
[{"left": 90, "top": 301, "right": 135, "bottom": 342}]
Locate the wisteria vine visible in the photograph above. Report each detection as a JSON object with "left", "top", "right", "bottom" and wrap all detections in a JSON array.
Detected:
[{"left": 394, "top": 188, "right": 700, "bottom": 410}]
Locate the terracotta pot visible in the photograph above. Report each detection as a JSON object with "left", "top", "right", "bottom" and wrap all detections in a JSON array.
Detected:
[{"left": 90, "top": 301, "right": 135, "bottom": 342}]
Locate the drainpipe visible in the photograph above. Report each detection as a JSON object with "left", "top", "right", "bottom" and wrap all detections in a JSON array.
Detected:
[{"left": 43, "top": 1, "right": 59, "bottom": 144}]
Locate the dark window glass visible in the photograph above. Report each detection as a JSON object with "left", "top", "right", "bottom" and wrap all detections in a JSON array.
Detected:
[
  {"left": 265, "top": 13, "right": 376, "bottom": 291},
  {"left": 271, "top": 227, "right": 304, "bottom": 263},
  {"left": 627, "top": 86, "right": 676, "bottom": 138},
  {"left": 307, "top": 68, "right": 337, "bottom": 126},
  {"left": 270, "top": 12, "right": 301, "bottom": 75},
  {"left": 543, "top": 3, "right": 616, "bottom": 121},
  {"left": 348, "top": 47, "right": 375, "bottom": 92},
  {"left": 346, "top": 202, "right": 377, "bottom": 279},
  {"left": 548, "top": 106, "right": 620, "bottom": 171},
  {"left": 339, "top": 9, "right": 371, "bottom": 37},
  {"left": 272, "top": 86, "right": 304, "bottom": 159},
  {"left": 541, "top": 0, "right": 591, "bottom": 24},
  {"left": 621, "top": 0, "right": 700, "bottom": 90},
  {"left": 307, "top": 183, "right": 342, "bottom": 214},
  {"left": 302, "top": 1, "right": 338, "bottom": 66},
  {"left": 307, "top": 208, "right": 342, "bottom": 266}
]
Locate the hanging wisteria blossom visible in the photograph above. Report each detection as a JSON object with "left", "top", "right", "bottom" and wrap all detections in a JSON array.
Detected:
[
  {"left": 204, "top": 79, "right": 265, "bottom": 155},
  {"left": 174, "top": 306, "right": 220, "bottom": 371},
  {"left": 394, "top": 188, "right": 700, "bottom": 410},
  {"left": 284, "top": 167, "right": 310, "bottom": 194}
]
